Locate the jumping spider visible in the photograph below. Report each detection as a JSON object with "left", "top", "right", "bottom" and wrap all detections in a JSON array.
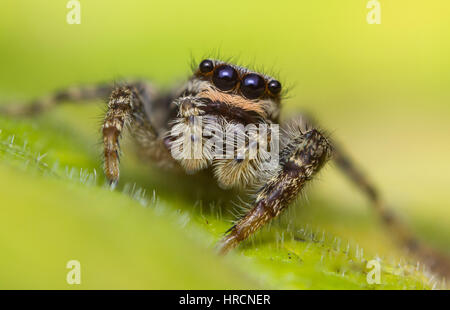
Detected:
[{"left": 1, "top": 58, "right": 450, "bottom": 277}]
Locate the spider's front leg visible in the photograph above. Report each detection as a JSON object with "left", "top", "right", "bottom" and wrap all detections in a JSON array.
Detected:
[
  {"left": 102, "top": 85, "right": 170, "bottom": 185},
  {"left": 218, "top": 126, "right": 333, "bottom": 254}
]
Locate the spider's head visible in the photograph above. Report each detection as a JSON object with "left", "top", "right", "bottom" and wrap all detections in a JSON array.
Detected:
[
  {"left": 169, "top": 59, "right": 283, "bottom": 174},
  {"left": 182, "top": 59, "right": 283, "bottom": 123}
]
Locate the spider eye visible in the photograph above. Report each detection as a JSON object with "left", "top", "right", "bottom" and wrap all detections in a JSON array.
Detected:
[
  {"left": 212, "top": 65, "right": 238, "bottom": 91},
  {"left": 199, "top": 59, "right": 214, "bottom": 73},
  {"left": 240, "top": 74, "right": 266, "bottom": 99},
  {"left": 268, "top": 80, "right": 282, "bottom": 95}
]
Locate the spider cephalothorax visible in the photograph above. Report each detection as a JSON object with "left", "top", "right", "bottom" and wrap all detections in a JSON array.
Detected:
[
  {"left": 168, "top": 59, "right": 287, "bottom": 187},
  {"left": 189, "top": 59, "right": 282, "bottom": 121},
  {"left": 2, "top": 58, "right": 450, "bottom": 278}
]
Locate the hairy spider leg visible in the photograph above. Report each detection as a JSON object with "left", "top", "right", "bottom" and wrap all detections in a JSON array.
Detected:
[
  {"left": 0, "top": 83, "right": 113, "bottom": 116},
  {"left": 218, "top": 125, "right": 332, "bottom": 254},
  {"left": 102, "top": 85, "right": 175, "bottom": 185}
]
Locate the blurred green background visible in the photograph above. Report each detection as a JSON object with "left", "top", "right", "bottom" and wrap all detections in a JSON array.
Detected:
[{"left": 0, "top": 0, "right": 449, "bottom": 289}]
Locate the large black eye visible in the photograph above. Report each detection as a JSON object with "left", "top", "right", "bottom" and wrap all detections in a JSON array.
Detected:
[
  {"left": 240, "top": 74, "right": 266, "bottom": 99},
  {"left": 199, "top": 59, "right": 214, "bottom": 73},
  {"left": 268, "top": 80, "right": 282, "bottom": 95},
  {"left": 212, "top": 65, "right": 238, "bottom": 91}
]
